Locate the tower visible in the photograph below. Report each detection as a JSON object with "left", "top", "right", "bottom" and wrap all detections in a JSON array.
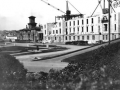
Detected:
[
  {"left": 28, "top": 16, "right": 37, "bottom": 29},
  {"left": 66, "top": 0, "right": 71, "bottom": 20}
]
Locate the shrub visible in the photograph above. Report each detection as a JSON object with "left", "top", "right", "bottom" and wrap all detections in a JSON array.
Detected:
[
  {"left": 27, "top": 41, "right": 120, "bottom": 90},
  {"left": 15, "top": 39, "right": 31, "bottom": 43},
  {"left": 65, "top": 41, "right": 88, "bottom": 45}
]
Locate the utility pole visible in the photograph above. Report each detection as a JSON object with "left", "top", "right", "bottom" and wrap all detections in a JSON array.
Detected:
[
  {"left": 108, "top": 0, "right": 111, "bottom": 44},
  {"left": 104, "top": 0, "right": 105, "bottom": 8}
]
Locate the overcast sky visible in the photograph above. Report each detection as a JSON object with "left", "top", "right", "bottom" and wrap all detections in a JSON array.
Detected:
[{"left": 0, "top": 0, "right": 119, "bottom": 30}]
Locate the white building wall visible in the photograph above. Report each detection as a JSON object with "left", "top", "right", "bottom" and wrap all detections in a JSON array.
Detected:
[
  {"left": 118, "top": 13, "right": 120, "bottom": 34},
  {"left": 49, "top": 18, "right": 66, "bottom": 42},
  {"left": 43, "top": 23, "right": 54, "bottom": 41},
  {"left": 42, "top": 11, "right": 120, "bottom": 44}
]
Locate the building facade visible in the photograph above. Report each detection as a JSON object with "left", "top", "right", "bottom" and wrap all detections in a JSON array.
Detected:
[
  {"left": 43, "top": 12, "right": 120, "bottom": 44},
  {"left": 18, "top": 16, "right": 43, "bottom": 42}
]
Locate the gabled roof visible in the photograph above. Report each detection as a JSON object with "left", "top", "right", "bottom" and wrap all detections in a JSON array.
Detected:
[
  {"left": 19, "top": 26, "right": 41, "bottom": 32},
  {"left": 19, "top": 28, "right": 30, "bottom": 31}
]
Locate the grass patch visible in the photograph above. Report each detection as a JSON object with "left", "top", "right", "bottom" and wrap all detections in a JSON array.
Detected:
[
  {"left": 15, "top": 40, "right": 32, "bottom": 43},
  {"left": 0, "top": 52, "right": 27, "bottom": 90},
  {"left": 0, "top": 46, "right": 37, "bottom": 54},
  {"left": 0, "top": 46, "right": 34, "bottom": 51},
  {"left": 62, "top": 41, "right": 120, "bottom": 70},
  {"left": 0, "top": 40, "right": 5, "bottom": 46}
]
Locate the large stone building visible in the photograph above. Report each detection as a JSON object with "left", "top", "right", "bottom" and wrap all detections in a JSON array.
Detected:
[
  {"left": 42, "top": 11, "right": 120, "bottom": 44},
  {"left": 18, "top": 16, "right": 43, "bottom": 42}
]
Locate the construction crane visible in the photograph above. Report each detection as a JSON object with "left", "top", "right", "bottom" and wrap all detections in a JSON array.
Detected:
[
  {"left": 41, "top": 0, "right": 84, "bottom": 21},
  {"left": 41, "top": 0, "right": 66, "bottom": 14},
  {"left": 90, "top": 0, "right": 115, "bottom": 17}
]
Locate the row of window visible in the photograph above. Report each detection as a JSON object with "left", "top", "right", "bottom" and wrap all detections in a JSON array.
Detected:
[
  {"left": 65, "top": 35, "right": 95, "bottom": 40},
  {"left": 52, "top": 29, "right": 61, "bottom": 34},
  {"left": 66, "top": 17, "right": 101, "bottom": 27},
  {"left": 45, "top": 29, "right": 61, "bottom": 35},
  {"left": 102, "top": 34, "right": 117, "bottom": 40},
  {"left": 103, "top": 24, "right": 117, "bottom": 32},
  {"left": 44, "top": 14, "right": 116, "bottom": 29},
  {"left": 66, "top": 23, "right": 116, "bottom": 34},
  {"left": 67, "top": 26, "right": 98, "bottom": 33},
  {"left": 53, "top": 35, "right": 96, "bottom": 41},
  {"left": 44, "top": 22, "right": 62, "bottom": 29},
  {"left": 49, "top": 34, "right": 118, "bottom": 41},
  {"left": 103, "top": 35, "right": 108, "bottom": 40},
  {"left": 45, "top": 24, "right": 116, "bottom": 35},
  {"left": 65, "top": 14, "right": 116, "bottom": 27},
  {"left": 45, "top": 25, "right": 95, "bottom": 35}
]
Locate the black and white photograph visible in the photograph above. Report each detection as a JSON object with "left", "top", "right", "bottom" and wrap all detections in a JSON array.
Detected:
[{"left": 0, "top": 0, "right": 120, "bottom": 90}]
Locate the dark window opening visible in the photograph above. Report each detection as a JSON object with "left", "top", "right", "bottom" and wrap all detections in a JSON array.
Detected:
[
  {"left": 73, "top": 28, "right": 75, "bottom": 33},
  {"left": 78, "top": 20, "right": 79, "bottom": 25},
  {"left": 78, "top": 27, "right": 79, "bottom": 33},
  {"left": 73, "top": 21, "right": 75, "bottom": 26},
  {"left": 70, "top": 28, "right": 71, "bottom": 33},
  {"left": 87, "top": 35, "right": 89, "bottom": 40},
  {"left": 78, "top": 36, "right": 80, "bottom": 40},
  {"left": 106, "top": 35, "right": 108, "bottom": 40},
  {"left": 115, "top": 24, "right": 116, "bottom": 31},
  {"left": 82, "top": 27, "right": 84, "bottom": 32},
  {"left": 92, "top": 26, "right": 94, "bottom": 32},
  {"left": 87, "top": 26, "right": 88, "bottom": 32},
  {"left": 104, "top": 24, "right": 107, "bottom": 31},
  {"left": 87, "top": 19, "right": 88, "bottom": 24},
  {"left": 92, "top": 35, "right": 95, "bottom": 40},
  {"left": 66, "top": 28, "right": 68, "bottom": 35},
  {"left": 66, "top": 36, "right": 67, "bottom": 40},
  {"left": 69, "top": 36, "right": 71, "bottom": 40},
  {"left": 82, "top": 36, "right": 84, "bottom": 40},
  {"left": 66, "top": 22, "right": 67, "bottom": 27},
  {"left": 82, "top": 20, "right": 84, "bottom": 25},
  {"left": 92, "top": 18, "right": 94, "bottom": 23},
  {"left": 60, "top": 29, "right": 61, "bottom": 34},
  {"left": 56, "top": 30, "right": 58, "bottom": 34},
  {"left": 70, "top": 21, "right": 71, "bottom": 26},
  {"left": 73, "top": 36, "right": 75, "bottom": 40}
]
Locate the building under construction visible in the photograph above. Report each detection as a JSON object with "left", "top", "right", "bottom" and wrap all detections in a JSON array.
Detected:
[{"left": 42, "top": 0, "right": 120, "bottom": 44}]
